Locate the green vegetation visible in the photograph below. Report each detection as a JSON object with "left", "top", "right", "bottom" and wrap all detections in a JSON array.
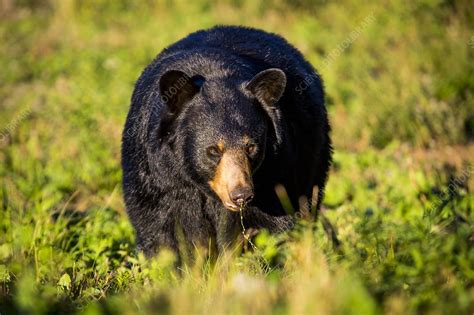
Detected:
[{"left": 1, "top": 0, "right": 473, "bottom": 314}]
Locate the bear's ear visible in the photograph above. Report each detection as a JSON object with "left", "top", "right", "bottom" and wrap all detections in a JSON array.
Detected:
[
  {"left": 246, "top": 68, "right": 286, "bottom": 107},
  {"left": 159, "top": 70, "right": 204, "bottom": 114},
  {"left": 246, "top": 68, "right": 287, "bottom": 146}
]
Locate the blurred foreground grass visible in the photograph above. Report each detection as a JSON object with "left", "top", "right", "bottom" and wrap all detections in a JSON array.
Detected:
[{"left": 0, "top": 1, "right": 473, "bottom": 314}]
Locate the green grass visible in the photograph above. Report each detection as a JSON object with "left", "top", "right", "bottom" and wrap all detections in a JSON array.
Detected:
[{"left": 1, "top": 1, "right": 473, "bottom": 314}]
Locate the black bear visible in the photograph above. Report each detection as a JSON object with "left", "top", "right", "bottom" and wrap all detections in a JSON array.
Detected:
[{"left": 122, "top": 26, "right": 331, "bottom": 257}]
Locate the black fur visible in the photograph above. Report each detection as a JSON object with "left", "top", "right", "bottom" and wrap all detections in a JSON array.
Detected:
[{"left": 122, "top": 26, "right": 332, "bottom": 256}]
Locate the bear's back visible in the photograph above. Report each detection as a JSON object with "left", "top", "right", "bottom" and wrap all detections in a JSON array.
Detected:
[{"left": 161, "top": 26, "right": 318, "bottom": 84}]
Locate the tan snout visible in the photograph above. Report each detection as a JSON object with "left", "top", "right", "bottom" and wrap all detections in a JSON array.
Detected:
[{"left": 208, "top": 149, "right": 254, "bottom": 211}]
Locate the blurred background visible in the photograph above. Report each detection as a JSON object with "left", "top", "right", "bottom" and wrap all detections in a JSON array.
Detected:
[
  {"left": 2, "top": 0, "right": 473, "bottom": 148},
  {"left": 0, "top": 1, "right": 473, "bottom": 314}
]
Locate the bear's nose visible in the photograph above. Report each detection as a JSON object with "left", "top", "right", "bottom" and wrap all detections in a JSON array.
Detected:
[{"left": 229, "top": 187, "right": 254, "bottom": 206}]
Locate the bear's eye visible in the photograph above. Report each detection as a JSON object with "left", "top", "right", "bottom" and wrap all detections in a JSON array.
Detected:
[
  {"left": 246, "top": 143, "right": 257, "bottom": 156},
  {"left": 206, "top": 145, "right": 222, "bottom": 159}
]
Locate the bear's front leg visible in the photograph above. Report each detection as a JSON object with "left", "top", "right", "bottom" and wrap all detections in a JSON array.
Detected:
[
  {"left": 243, "top": 207, "right": 295, "bottom": 233},
  {"left": 215, "top": 210, "right": 242, "bottom": 254}
]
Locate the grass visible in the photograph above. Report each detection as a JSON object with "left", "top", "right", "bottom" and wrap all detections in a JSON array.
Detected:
[{"left": 1, "top": 1, "right": 473, "bottom": 314}]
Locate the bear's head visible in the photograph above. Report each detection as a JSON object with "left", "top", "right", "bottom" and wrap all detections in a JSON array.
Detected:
[{"left": 156, "top": 68, "right": 286, "bottom": 211}]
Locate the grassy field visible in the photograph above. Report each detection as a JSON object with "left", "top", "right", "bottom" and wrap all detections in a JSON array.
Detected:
[{"left": 1, "top": 0, "right": 473, "bottom": 314}]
